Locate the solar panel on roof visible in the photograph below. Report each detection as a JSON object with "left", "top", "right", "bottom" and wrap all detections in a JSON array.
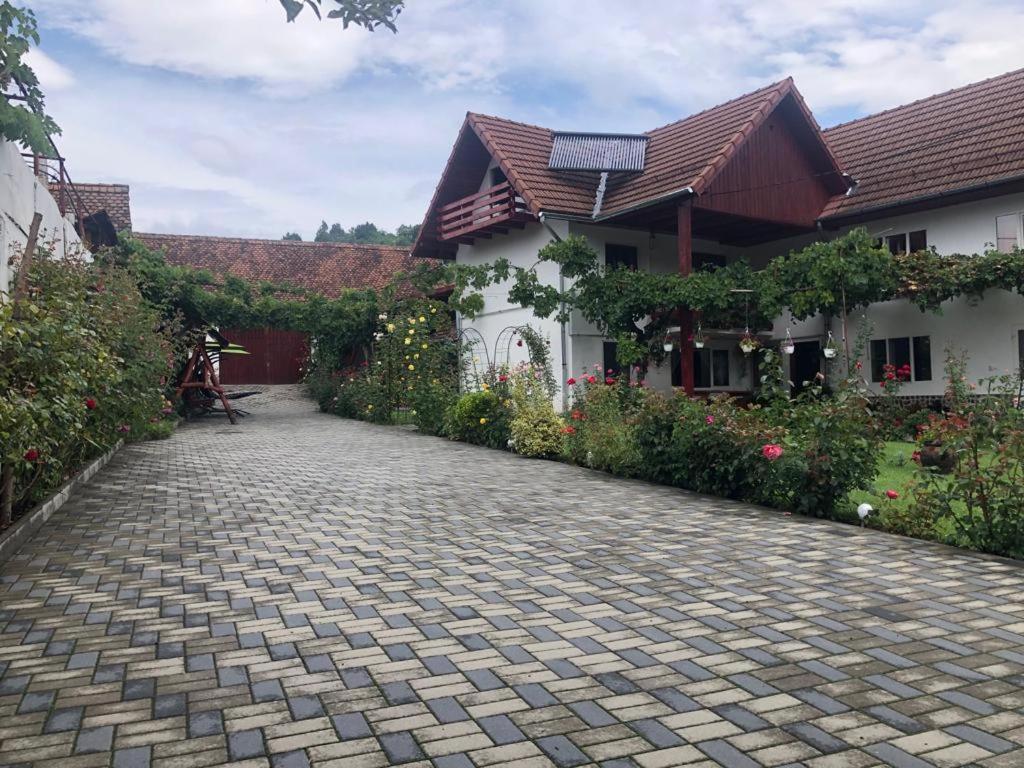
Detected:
[{"left": 548, "top": 132, "right": 647, "bottom": 172}]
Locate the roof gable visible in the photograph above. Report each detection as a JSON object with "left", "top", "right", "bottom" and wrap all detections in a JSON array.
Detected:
[
  {"left": 413, "top": 78, "right": 847, "bottom": 252},
  {"left": 822, "top": 67, "right": 1024, "bottom": 220}
]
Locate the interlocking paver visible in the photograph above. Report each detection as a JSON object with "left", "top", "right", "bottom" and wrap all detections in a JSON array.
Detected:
[{"left": 0, "top": 385, "right": 1022, "bottom": 768}]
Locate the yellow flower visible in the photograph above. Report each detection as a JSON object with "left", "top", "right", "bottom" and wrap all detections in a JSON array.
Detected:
[
  {"left": 414, "top": 353, "right": 420, "bottom": 359},
  {"left": 367, "top": 404, "right": 374, "bottom": 410},
  {"left": 408, "top": 364, "right": 415, "bottom": 371},
  {"left": 430, "top": 307, "right": 437, "bottom": 314},
  {"left": 421, "top": 343, "right": 428, "bottom": 349},
  {"left": 407, "top": 328, "right": 414, "bottom": 335},
  {"left": 408, "top": 317, "right": 416, "bottom": 324},
  {"left": 482, "top": 382, "right": 489, "bottom": 390},
  {"left": 386, "top": 323, "right": 395, "bottom": 332},
  {"left": 404, "top": 337, "right": 411, "bottom": 345},
  {"left": 479, "top": 417, "right": 487, "bottom": 425},
  {"left": 418, "top": 315, "right": 426, "bottom": 322},
  {"left": 411, "top": 409, "right": 417, "bottom": 415}
]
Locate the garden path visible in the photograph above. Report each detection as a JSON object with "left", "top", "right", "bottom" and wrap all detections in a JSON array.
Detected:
[{"left": 1, "top": 386, "right": 1023, "bottom": 768}]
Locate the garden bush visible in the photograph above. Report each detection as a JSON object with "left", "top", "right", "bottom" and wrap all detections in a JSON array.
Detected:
[
  {"left": 309, "top": 298, "right": 458, "bottom": 432},
  {"left": 562, "top": 371, "right": 641, "bottom": 476},
  {"left": 909, "top": 376, "right": 1024, "bottom": 559},
  {"left": 508, "top": 366, "right": 564, "bottom": 458},
  {"left": 444, "top": 390, "right": 511, "bottom": 448},
  {"left": 1, "top": 250, "right": 176, "bottom": 523}
]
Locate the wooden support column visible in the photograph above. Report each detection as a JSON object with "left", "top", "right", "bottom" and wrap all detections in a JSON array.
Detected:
[{"left": 677, "top": 200, "right": 695, "bottom": 395}]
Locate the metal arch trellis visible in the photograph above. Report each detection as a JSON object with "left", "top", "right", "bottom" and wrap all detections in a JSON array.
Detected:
[{"left": 455, "top": 324, "right": 542, "bottom": 388}]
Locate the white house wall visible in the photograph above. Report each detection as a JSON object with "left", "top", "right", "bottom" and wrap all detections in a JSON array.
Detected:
[
  {"left": 0, "top": 140, "right": 85, "bottom": 297},
  {"left": 455, "top": 219, "right": 569, "bottom": 399}
]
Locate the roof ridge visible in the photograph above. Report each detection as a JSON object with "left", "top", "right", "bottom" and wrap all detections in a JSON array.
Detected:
[
  {"left": 644, "top": 78, "right": 792, "bottom": 136},
  {"left": 824, "top": 66, "right": 1024, "bottom": 133},
  {"left": 466, "top": 111, "right": 554, "bottom": 134},
  {"left": 135, "top": 232, "right": 410, "bottom": 250}
]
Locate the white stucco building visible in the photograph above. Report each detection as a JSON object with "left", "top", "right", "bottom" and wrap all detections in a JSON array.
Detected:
[
  {"left": 0, "top": 140, "right": 89, "bottom": 296},
  {"left": 414, "top": 69, "right": 1024, "bottom": 406}
]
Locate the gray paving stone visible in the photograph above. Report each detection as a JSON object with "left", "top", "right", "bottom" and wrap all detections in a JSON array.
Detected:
[{"left": 0, "top": 386, "right": 1021, "bottom": 768}]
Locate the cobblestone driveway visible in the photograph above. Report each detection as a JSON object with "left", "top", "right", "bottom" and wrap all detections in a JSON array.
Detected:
[{"left": 2, "top": 387, "right": 1024, "bottom": 768}]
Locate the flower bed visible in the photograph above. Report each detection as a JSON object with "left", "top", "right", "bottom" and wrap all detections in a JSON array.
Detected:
[{"left": 1, "top": 251, "right": 177, "bottom": 526}]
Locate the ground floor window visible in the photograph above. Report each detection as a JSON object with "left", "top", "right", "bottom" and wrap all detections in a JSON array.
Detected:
[
  {"left": 694, "top": 347, "right": 730, "bottom": 388},
  {"left": 870, "top": 335, "right": 932, "bottom": 382},
  {"left": 603, "top": 341, "right": 620, "bottom": 377}
]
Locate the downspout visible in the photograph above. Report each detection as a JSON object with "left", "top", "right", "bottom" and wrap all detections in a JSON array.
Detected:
[{"left": 539, "top": 212, "right": 569, "bottom": 411}]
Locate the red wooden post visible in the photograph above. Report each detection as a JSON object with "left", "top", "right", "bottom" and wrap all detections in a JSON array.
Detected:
[{"left": 678, "top": 201, "right": 695, "bottom": 395}]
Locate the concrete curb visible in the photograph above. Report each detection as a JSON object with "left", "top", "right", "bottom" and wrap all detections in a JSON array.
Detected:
[{"left": 0, "top": 440, "right": 123, "bottom": 566}]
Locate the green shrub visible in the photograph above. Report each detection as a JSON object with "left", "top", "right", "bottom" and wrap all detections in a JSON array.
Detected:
[
  {"left": 1, "top": 251, "right": 175, "bottom": 520},
  {"left": 445, "top": 390, "right": 511, "bottom": 448},
  {"left": 562, "top": 378, "right": 641, "bottom": 476},
  {"left": 509, "top": 375, "right": 564, "bottom": 458},
  {"left": 910, "top": 377, "right": 1024, "bottom": 558}
]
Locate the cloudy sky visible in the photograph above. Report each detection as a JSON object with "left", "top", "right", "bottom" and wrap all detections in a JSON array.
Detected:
[{"left": 25, "top": 0, "right": 1024, "bottom": 239}]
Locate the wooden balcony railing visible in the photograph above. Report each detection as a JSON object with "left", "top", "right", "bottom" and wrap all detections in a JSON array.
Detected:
[{"left": 438, "top": 181, "right": 534, "bottom": 242}]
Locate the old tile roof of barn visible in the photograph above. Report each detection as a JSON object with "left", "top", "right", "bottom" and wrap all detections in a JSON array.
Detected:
[
  {"left": 821, "top": 67, "right": 1024, "bottom": 220},
  {"left": 135, "top": 233, "right": 429, "bottom": 297}
]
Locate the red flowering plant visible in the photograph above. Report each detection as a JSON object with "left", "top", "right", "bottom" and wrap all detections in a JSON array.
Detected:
[
  {"left": 1, "top": 251, "right": 175, "bottom": 525},
  {"left": 909, "top": 371, "right": 1024, "bottom": 558}
]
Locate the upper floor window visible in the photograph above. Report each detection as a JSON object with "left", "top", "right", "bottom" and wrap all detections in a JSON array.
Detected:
[
  {"left": 694, "top": 252, "right": 727, "bottom": 271},
  {"left": 605, "top": 243, "right": 638, "bottom": 270},
  {"left": 880, "top": 229, "right": 926, "bottom": 255},
  {"left": 489, "top": 166, "right": 508, "bottom": 187},
  {"left": 996, "top": 214, "right": 1019, "bottom": 253}
]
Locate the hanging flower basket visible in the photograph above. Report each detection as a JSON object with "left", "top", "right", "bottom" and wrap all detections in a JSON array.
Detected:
[
  {"left": 693, "top": 323, "right": 705, "bottom": 349},
  {"left": 739, "top": 333, "right": 760, "bottom": 355},
  {"left": 781, "top": 328, "right": 795, "bottom": 355}
]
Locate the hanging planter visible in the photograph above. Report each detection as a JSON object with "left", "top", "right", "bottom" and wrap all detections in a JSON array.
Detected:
[
  {"left": 823, "top": 330, "right": 839, "bottom": 359},
  {"left": 693, "top": 322, "right": 705, "bottom": 349},
  {"left": 662, "top": 338, "right": 674, "bottom": 352},
  {"left": 781, "top": 328, "right": 795, "bottom": 356},
  {"left": 739, "top": 331, "right": 760, "bottom": 355}
]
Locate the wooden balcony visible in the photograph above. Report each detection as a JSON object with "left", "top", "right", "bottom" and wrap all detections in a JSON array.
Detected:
[{"left": 438, "top": 181, "right": 535, "bottom": 243}]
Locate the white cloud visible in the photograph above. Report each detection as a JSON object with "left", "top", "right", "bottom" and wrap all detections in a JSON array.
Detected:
[
  {"left": 23, "top": 48, "right": 75, "bottom": 91},
  {"left": 27, "top": 0, "right": 1024, "bottom": 238}
]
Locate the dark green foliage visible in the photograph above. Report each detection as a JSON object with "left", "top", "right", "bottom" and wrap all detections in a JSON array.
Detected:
[
  {"left": 444, "top": 390, "right": 511, "bottom": 449},
  {"left": 0, "top": 2, "right": 60, "bottom": 153},
  {"left": 279, "top": 0, "right": 403, "bottom": 30},
  {"left": 1, "top": 252, "right": 175, "bottom": 518},
  {"left": 309, "top": 220, "right": 420, "bottom": 245}
]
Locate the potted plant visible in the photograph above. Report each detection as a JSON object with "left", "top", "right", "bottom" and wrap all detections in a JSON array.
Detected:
[
  {"left": 693, "top": 323, "right": 705, "bottom": 349},
  {"left": 781, "top": 328, "right": 795, "bottom": 356},
  {"left": 739, "top": 331, "right": 760, "bottom": 355},
  {"left": 823, "top": 331, "right": 839, "bottom": 359}
]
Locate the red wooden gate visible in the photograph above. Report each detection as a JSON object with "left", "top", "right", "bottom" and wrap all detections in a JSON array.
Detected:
[{"left": 218, "top": 328, "right": 309, "bottom": 384}]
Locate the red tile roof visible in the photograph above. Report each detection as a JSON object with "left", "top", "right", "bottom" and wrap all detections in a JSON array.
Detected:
[
  {"left": 465, "top": 79, "right": 844, "bottom": 219},
  {"left": 822, "top": 67, "right": 1024, "bottom": 220},
  {"left": 135, "top": 233, "right": 431, "bottom": 297},
  {"left": 61, "top": 183, "right": 132, "bottom": 231}
]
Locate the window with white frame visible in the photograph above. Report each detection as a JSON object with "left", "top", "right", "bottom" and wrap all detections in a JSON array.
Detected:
[
  {"left": 869, "top": 336, "right": 932, "bottom": 382},
  {"left": 874, "top": 229, "right": 927, "bottom": 255},
  {"left": 996, "top": 213, "right": 1020, "bottom": 253}
]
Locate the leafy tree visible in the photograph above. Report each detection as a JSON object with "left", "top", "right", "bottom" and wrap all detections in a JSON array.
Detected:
[
  {"left": 278, "top": 0, "right": 403, "bottom": 31},
  {"left": 0, "top": 2, "right": 60, "bottom": 153},
  {"left": 308, "top": 220, "right": 420, "bottom": 245},
  {"left": 282, "top": 232, "right": 302, "bottom": 241}
]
